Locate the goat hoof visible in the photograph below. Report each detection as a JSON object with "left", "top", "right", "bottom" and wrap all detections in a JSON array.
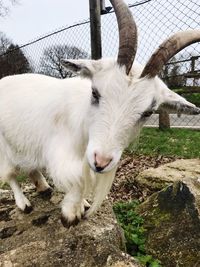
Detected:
[
  {"left": 81, "top": 206, "right": 90, "bottom": 219},
  {"left": 84, "top": 205, "right": 90, "bottom": 212},
  {"left": 61, "top": 216, "right": 80, "bottom": 228},
  {"left": 23, "top": 205, "right": 33, "bottom": 214},
  {"left": 38, "top": 187, "right": 53, "bottom": 199}
]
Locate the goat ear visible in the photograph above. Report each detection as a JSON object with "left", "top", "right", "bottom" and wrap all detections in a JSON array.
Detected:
[
  {"left": 60, "top": 59, "right": 101, "bottom": 78},
  {"left": 158, "top": 89, "right": 200, "bottom": 115}
]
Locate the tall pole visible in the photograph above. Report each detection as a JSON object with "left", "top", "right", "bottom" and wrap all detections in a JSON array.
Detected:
[
  {"left": 89, "top": 0, "right": 102, "bottom": 59},
  {"left": 100, "top": 0, "right": 106, "bottom": 11}
]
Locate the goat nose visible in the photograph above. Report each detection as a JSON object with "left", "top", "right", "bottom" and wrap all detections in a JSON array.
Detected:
[{"left": 94, "top": 153, "right": 112, "bottom": 172}]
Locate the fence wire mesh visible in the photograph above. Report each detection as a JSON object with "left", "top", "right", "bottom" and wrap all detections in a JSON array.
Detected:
[{"left": 0, "top": 0, "right": 200, "bottom": 128}]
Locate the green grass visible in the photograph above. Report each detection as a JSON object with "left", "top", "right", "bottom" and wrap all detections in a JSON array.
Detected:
[
  {"left": 172, "top": 88, "right": 200, "bottom": 107},
  {"left": 127, "top": 128, "right": 200, "bottom": 158},
  {"left": 182, "top": 93, "right": 200, "bottom": 106},
  {"left": 113, "top": 201, "right": 162, "bottom": 267},
  {"left": 0, "top": 173, "right": 27, "bottom": 189}
]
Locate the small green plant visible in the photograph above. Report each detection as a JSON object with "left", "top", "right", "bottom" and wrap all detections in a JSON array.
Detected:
[
  {"left": 113, "top": 201, "right": 162, "bottom": 267},
  {"left": 16, "top": 173, "right": 27, "bottom": 182}
]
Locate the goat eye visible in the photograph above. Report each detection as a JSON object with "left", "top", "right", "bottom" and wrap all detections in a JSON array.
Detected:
[
  {"left": 142, "top": 111, "right": 153, "bottom": 118},
  {"left": 91, "top": 87, "right": 101, "bottom": 105}
]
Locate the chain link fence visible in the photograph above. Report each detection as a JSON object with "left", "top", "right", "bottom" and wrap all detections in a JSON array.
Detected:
[{"left": 0, "top": 0, "right": 200, "bottom": 128}]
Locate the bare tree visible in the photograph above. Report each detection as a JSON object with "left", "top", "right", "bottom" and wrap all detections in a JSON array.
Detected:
[
  {"left": 0, "top": 44, "right": 31, "bottom": 78},
  {"left": 0, "top": 0, "right": 18, "bottom": 17},
  {"left": 40, "top": 45, "right": 89, "bottom": 78},
  {"left": 0, "top": 31, "right": 11, "bottom": 55}
]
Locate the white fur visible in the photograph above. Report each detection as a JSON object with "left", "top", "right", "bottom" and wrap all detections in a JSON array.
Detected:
[{"left": 0, "top": 58, "right": 198, "bottom": 222}]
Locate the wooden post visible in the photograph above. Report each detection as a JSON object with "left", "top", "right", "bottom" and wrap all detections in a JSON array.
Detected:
[
  {"left": 100, "top": 0, "right": 106, "bottom": 11},
  {"left": 191, "top": 56, "right": 197, "bottom": 73},
  {"left": 159, "top": 110, "right": 170, "bottom": 130},
  {"left": 89, "top": 0, "right": 102, "bottom": 60}
]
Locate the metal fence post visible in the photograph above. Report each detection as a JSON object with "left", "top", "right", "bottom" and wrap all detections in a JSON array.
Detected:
[{"left": 89, "top": 0, "right": 102, "bottom": 60}]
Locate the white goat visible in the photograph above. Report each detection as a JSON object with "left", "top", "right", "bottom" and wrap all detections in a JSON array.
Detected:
[{"left": 0, "top": 0, "right": 200, "bottom": 227}]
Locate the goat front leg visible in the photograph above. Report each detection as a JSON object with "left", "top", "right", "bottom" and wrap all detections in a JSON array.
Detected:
[
  {"left": 61, "top": 184, "right": 86, "bottom": 228},
  {"left": 46, "top": 138, "right": 90, "bottom": 227}
]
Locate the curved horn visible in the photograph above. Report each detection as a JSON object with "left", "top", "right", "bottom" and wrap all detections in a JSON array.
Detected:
[
  {"left": 110, "top": 0, "right": 138, "bottom": 75},
  {"left": 141, "top": 29, "right": 200, "bottom": 78}
]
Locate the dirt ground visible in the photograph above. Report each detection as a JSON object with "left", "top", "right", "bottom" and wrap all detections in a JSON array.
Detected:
[{"left": 110, "top": 153, "right": 177, "bottom": 203}]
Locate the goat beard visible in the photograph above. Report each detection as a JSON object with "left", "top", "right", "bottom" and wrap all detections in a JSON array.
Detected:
[{"left": 82, "top": 155, "right": 117, "bottom": 217}]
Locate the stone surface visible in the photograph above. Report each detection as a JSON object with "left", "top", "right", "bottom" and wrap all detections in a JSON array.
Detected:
[
  {"left": 135, "top": 159, "right": 200, "bottom": 192},
  {"left": 136, "top": 159, "right": 200, "bottom": 267},
  {"left": 0, "top": 188, "right": 140, "bottom": 267}
]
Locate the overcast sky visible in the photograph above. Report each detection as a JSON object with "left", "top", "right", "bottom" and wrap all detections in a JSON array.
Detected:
[
  {"left": 0, "top": 0, "right": 125, "bottom": 44},
  {"left": 0, "top": 0, "right": 199, "bottom": 71}
]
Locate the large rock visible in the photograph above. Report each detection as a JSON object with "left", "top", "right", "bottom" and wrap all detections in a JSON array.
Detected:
[
  {"left": 0, "top": 187, "right": 140, "bottom": 267},
  {"left": 136, "top": 159, "right": 200, "bottom": 267},
  {"left": 135, "top": 159, "right": 200, "bottom": 192}
]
